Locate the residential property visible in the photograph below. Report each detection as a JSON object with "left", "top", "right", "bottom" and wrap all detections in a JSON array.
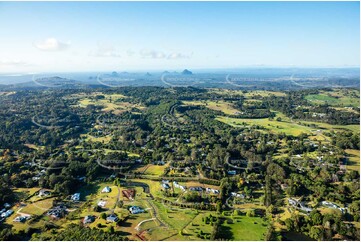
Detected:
[
  {"left": 83, "top": 215, "right": 95, "bottom": 224},
  {"left": 189, "top": 187, "right": 203, "bottom": 192},
  {"left": 71, "top": 193, "right": 80, "bottom": 201},
  {"left": 13, "top": 216, "right": 28, "bottom": 223},
  {"left": 102, "top": 186, "right": 111, "bottom": 193},
  {"left": 122, "top": 189, "right": 136, "bottom": 200},
  {"left": 47, "top": 205, "right": 67, "bottom": 219},
  {"left": 97, "top": 200, "right": 106, "bottom": 208},
  {"left": 38, "top": 189, "right": 51, "bottom": 197},
  {"left": 1, "top": 209, "right": 13, "bottom": 218},
  {"left": 228, "top": 170, "right": 236, "bottom": 175},
  {"left": 173, "top": 181, "right": 186, "bottom": 191},
  {"left": 106, "top": 214, "right": 119, "bottom": 222},
  {"left": 129, "top": 206, "right": 144, "bottom": 214},
  {"left": 206, "top": 188, "right": 219, "bottom": 194},
  {"left": 162, "top": 183, "right": 171, "bottom": 189}
]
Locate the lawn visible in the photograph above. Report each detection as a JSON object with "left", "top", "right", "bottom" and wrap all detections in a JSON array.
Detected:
[
  {"left": 76, "top": 93, "right": 145, "bottom": 114},
  {"left": 152, "top": 201, "right": 198, "bottom": 231},
  {"left": 223, "top": 215, "right": 267, "bottom": 241},
  {"left": 135, "top": 164, "right": 168, "bottom": 176},
  {"left": 217, "top": 111, "right": 360, "bottom": 136},
  {"left": 21, "top": 198, "right": 55, "bottom": 215},
  {"left": 305, "top": 90, "right": 360, "bottom": 108},
  {"left": 216, "top": 116, "right": 313, "bottom": 136},
  {"left": 345, "top": 149, "right": 360, "bottom": 171},
  {"left": 183, "top": 100, "right": 241, "bottom": 115}
]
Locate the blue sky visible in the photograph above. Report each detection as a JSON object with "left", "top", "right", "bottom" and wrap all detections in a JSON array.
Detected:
[{"left": 0, "top": 1, "right": 359, "bottom": 73}]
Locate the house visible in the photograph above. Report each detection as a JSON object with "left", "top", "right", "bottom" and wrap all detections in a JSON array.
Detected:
[
  {"left": 102, "top": 186, "right": 111, "bottom": 193},
  {"left": 173, "top": 182, "right": 187, "bottom": 191},
  {"left": 129, "top": 206, "right": 144, "bottom": 214},
  {"left": 47, "top": 205, "right": 67, "bottom": 219},
  {"left": 71, "top": 193, "right": 80, "bottom": 201},
  {"left": 1, "top": 210, "right": 13, "bottom": 218},
  {"left": 228, "top": 170, "right": 236, "bottom": 175},
  {"left": 189, "top": 187, "right": 203, "bottom": 192},
  {"left": 299, "top": 203, "right": 312, "bottom": 213},
  {"left": 162, "top": 183, "right": 171, "bottom": 189},
  {"left": 38, "top": 189, "right": 51, "bottom": 197},
  {"left": 97, "top": 200, "right": 106, "bottom": 207},
  {"left": 106, "top": 214, "right": 119, "bottom": 222},
  {"left": 83, "top": 215, "right": 95, "bottom": 224},
  {"left": 288, "top": 198, "right": 298, "bottom": 206},
  {"left": 13, "top": 216, "right": 26, "bottom": 223},
  {"left": 122, "top": 189, "right": 136, "bottom": 200}
]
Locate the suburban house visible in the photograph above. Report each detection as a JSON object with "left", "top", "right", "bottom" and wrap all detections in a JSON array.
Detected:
[
  {"left": 83, "top": 215, "right": 95, "bottom": 224},
  {"left": 97, "top": 200, "right": 106, "bottom": 207},
  {"left": 38, "top": 189, "right": 51, "bottom": 197},
  {"left": 129, "top": 206, "right": 144, "bottom": 214},
  {"left": 102, "top": 186, "right": 111, "bottom": 193},
  {"left": 122, "top": 189, "right": 136, "bottom": 200},
  {"left": 47, "top": 205, "right": 67, "bottom": 219},
  {"left": 189, "top": 187, "right": 203, "bottom": 192},
  {"left": 13, "top": 216, "right": 27, "bottom": 223},
  {"left": 228, "top": 170, "right": 237, "bottom": 175},
  {"left": 71, "top": 193, "right": 80, "bottom": 201},
  {"left": 162, "top": 183, "right": 171, "bottom": 189},
  {"left": 106, "top": 214, "right": 119, "bottom": 222},
  {"left": 173, "top": 181, "right": 186, "bottom": 191}
]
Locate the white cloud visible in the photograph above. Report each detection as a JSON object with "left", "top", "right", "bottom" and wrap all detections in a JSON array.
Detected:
[
  {"left": 140, "top": 49, "right": 192, "bottom": 60},
  {"left": 167, "top": 52, "right": 192, "bottom": 60},
  {"left": 126, "top": 49, "right": 135, "bottom": 57},
  {"left": 140, "top": 49, "right": 166, "bottom": 59},
  {"left": 89, "top": 43, "right": 121, "bottom": 58},
  {"left": 0, "top": 59, "right": 28, "bottom": 67},
  {"left": 34, "top": 38, "right": 70, "bottom": 51}
]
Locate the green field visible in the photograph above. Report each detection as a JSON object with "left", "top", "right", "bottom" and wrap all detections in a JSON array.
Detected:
[
  {"left": 345, "top": 149, "right": 360, "bottom": 171},
  {"left": 217, "top": 110, "right": 360, "bottom": 136},
  {"left": 183, "top": 100, "right": 241, "bottom": 115},
  {"left": 224, "top": 216, "right": 267, "bottom": 241},
  {"left": 216, "top": 115, "right": 313, "bottom": 136},
  {"left": 305, "top": 90, "right": 360, "bottom": 108}
]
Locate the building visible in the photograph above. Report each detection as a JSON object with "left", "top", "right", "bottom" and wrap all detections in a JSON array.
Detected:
[
  {"left": 122, "top": 189, "right": 136, "bottom": 200},
  {"left": 129, "top": 206, "right": 144, "bottom": 214},
  {"left": 106, "top": 214, "right": 119, "bottom": 222},
  {"left": 288, "top": 198, "right": 298, "bottom": 206},
  {"left": 13, "top": 216, "right": 27, "bottom": 223},
  {"left": 228, "top": 170, "right": 236, "bottom": 175},
  {"left": 102, "top": 186, "right": 111, "bottom": 193},
  {"left": 97, "top": 200, "right": 106, "bottom": 207},
  {"left": 38, "top": 189, "right": 51, "bottom": 197},
  {"left": 71, "top": 193, "right": 80, "bottom": 201},
  {"left": 47, "top": 205, "right": 67, "bottom": 219},
  {"left": 83, "top": 215, "right": 95, "bottom": 224},
  {"left": 162, "top": 183, "right": 171, "bottom": 189}
]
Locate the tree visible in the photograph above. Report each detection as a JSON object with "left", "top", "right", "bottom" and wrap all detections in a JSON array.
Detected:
[
  {"left": 246, "top": 209, "right": 255, "bottom": 217},
  {"left": 309, "top": 210, "right": 323, "bottom": 225},
  {"left": 309, "top": 226, "right": 324, "bottom": 240}
]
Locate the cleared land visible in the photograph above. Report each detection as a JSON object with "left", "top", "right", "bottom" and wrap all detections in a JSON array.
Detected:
[{"left": 183, "top": 100, "right": 241, "bottom": 115}]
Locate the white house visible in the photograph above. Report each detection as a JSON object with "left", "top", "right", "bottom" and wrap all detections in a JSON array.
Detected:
[
  {"left": 71, "top": 193, "right": 80, "bottom": 201},
  {"left": 102, "top": 186, "right": 111, "bottom": 193},
  {"left": 97, "top": 200, "right": 106, "bottom": 207},
  {"left": 129, "top": 206, "right": 144, "bottom": 214}
]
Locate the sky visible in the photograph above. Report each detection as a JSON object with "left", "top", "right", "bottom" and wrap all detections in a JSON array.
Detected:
[{"left": 0, "top": 1, "right": 359, "bottom": 73}]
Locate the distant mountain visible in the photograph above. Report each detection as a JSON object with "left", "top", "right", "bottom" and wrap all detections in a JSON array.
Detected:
[
  {"left": 162, "top": 71, "right": 170, "bottom": 74},
  {"left": 182, "top": 69, "right": 193, "bottom": 75},
  {"left": 146, "top": 72, "right": 152, "bottom": 76},
  {"left": 111, "top": 71, "right": 119, "bottom": 77}
]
